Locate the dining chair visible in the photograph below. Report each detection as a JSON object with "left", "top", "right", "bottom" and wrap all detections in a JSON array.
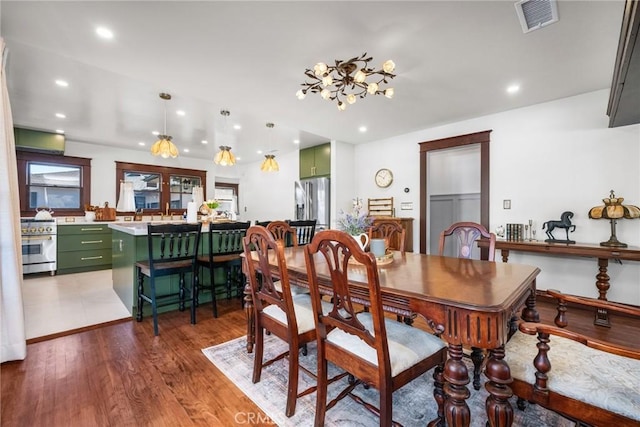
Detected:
[
  {"left": 266, "top": 220, "right": 298, "bottom": 247},
  {"left": 438, "top": 221, "right": 496, "bottom": 390},
  {"left": 135, "top": 223, "right": 202, "bottom": 336},
  {"left": 196, "top": 221, "right": 251, "bottom": 318},
  {"left": 367, "top": 219, "right": 406, "bottom": 254},
  {"left": 286, "top": 219, "right": 317, "bottom": 246},
  {"left": 304, "top": 229, "right": 448, "bottom": 427},
  {"left": 242, "top": 225, "right": 334, "bottom": 417}
]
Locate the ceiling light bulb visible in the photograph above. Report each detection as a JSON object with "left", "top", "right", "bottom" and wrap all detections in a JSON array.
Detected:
[
  {"left": 337, "top": 102, "right": 347, "bottom": 111},
  {"left": 95, "top": 27, "right": 114, "bottom": 39},
  {"left": 367, "top": 82, "right": 379, "bottom": 95},
  {"left": 322, "top": 75, "right": 333, "bottom": 87},
  {"left": 382, "top": 60, "right": 396, "bottom": 73},
  {"left": 346, "top": 94, "right": 357, "bottom": 104},
  {"left": 320, "top": 89, "right": 331, "bottom": 100},
  {"left": 354, "top": 69, "right": 367, "bottom": 83},
  {"left": 296, "top": 89, "right": 306, "bottom": 100},
  {"left": 384, "top": 88, "right": 395, "bottom": 99},
  {"left": 314, "top": 62, "right": 328, "bottom": 76}
]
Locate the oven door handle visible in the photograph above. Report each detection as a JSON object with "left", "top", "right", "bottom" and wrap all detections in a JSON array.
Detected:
[{"left": 22, "top": 236, "right": 53, "bottom": 241}]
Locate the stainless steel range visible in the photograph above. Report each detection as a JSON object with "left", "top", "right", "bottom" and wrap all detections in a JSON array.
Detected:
[{"left": 21, "top": 218, "right": 57, "bottom": 275}]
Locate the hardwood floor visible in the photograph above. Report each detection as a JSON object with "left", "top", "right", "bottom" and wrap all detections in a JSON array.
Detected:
[{"left": 2, "top": 296, "right": 638, "bottom": 426}]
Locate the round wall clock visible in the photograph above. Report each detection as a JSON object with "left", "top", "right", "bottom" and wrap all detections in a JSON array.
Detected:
[{"left": 374, "top": 168, "right": 393, "bottom": 188}]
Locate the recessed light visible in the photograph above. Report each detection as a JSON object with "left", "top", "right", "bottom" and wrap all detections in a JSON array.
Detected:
[
  {"left": 201, "top": 140, "right": 208, "bottom": 144},
  {"left": 183, "top": 148, "right": 190, "bottom": 153},
  {"left": 359, "top": 126, "right": 367, "bottom": 133},
  {"left": 152, "top": 131, "right": 160, "bottom": 136},
  {"left": 236, "top": 157, "right": 241, "bottom": 161},
  {"left": 55, "top": 79, "right": 69, "bottom": 87},
  {"left": 257, "top": 150, "right": 263, "bottom": 154},
  {"left": 507, "top": 84, "right": 520, "bottom": 94},
  {"left": 233, "top": 124, "right": 242, "bottom": 130},
  {"left": 293, "top": 139, "right": 300, "bottom": 144},
  {"left": 55, "top": 129, "right": 65, "bottom": 134},
  {"left": 55, "top": 113, "right": 66, "bottom": 119},
  {"left": 95, "top": 27, "right": 114, "bottom": 39},
  {"left": 138, "top": 142, "right": 145, "bottom": 146},
  {"left": 176, "top": 110, "right": 186, "bottom": 116}
]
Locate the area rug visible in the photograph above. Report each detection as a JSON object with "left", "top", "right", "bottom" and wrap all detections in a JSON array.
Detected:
[{"left": 202, "top": 335, "right": 575, "bottom": 427}]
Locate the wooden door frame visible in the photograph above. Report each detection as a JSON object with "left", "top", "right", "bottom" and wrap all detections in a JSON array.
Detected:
[{"left": 419, "top": 130, "right": 492, "bottom": 254}]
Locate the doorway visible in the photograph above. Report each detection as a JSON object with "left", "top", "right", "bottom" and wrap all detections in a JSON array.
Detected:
[{"left": 419, "top": 130, "right": 491, "bottom": 254}]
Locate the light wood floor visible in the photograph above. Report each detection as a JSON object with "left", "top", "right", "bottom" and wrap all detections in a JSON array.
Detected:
[{"left": 2, "top": 296, "right": 637, "bottom": 426}]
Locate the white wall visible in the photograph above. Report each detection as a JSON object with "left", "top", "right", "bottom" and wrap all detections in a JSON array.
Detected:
[
  {"left": 65, "top": 89, "right": 640, "bottom": 304},
  {"left": 353, "top": 89, "right": 640, "bottom": 304}
]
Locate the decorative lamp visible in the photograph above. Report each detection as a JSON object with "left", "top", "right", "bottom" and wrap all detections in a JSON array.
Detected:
[
  {"left": 588, "top": 190, "right": 640, "bottom": 247},
  {"left": 260, "top": 123, "right": 279, "bottom": 172},
  {"left": 296, "top": 52, "right": 396, "bottom": 111},
  {"left": 214, "top": 146, "right": 236, "bottom": 166},
  {"left": 150, "top": 93, "right": 179, "bottom": 158},
  {"left": 214, "top": 110, "right": 236, "bottom": 166}
]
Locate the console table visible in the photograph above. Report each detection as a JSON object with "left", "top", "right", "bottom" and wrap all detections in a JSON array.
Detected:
[{"left": 478, "top": 239, "right": 640, "bottom": 326}]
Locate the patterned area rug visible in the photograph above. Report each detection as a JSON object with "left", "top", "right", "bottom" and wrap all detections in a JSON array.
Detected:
[{"left": 202, "top": 335, "right": 575, "bottom": 427}]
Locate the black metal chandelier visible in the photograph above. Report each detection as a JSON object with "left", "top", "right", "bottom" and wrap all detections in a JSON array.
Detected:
[{"left": 296, "top": 53, "right": 396, "bottom": 111}]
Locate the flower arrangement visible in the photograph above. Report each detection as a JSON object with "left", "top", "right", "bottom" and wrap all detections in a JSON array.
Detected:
[
  {"left": 204, "top": 199, "right": 220, "bottom": 210},
  {"left": 337, "top": 205, "right": 373, "bottom": 235}
]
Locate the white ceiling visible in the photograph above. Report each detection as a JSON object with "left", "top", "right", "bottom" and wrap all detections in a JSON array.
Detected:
[{"left": 0, "top": 1, "right": 625, "bottom": 164}]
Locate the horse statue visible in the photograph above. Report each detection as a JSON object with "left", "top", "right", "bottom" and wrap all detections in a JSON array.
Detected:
[{"left": 542, "top": 211, "right": 576, "bottom": 243}]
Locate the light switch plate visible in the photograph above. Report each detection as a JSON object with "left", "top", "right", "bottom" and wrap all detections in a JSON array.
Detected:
[{"left": 503, "top": 199, "right": 511, "bottom": 209}]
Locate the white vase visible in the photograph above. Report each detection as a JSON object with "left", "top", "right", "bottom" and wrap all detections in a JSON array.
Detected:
[
  {"left": 351, "top": 233, "right": 370, "bottom": 251},
  {"left": 85, "top": 211, "right": 96, "bottom": 222}
]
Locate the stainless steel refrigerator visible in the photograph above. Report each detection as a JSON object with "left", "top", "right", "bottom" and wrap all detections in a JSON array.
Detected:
[{"left": 294, "top": 177, "right": 330, "bottom": 230}]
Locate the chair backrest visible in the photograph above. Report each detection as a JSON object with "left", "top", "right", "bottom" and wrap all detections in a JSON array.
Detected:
[
  {"left": 438, "top": 221, "right": 495, "bottom": 261},
  {"left": 367, "top": 220, "right": 406, "bottom": 254},
  {"left": 255, "top": 220, "right": 272, "bottom": 227},
  {"left": 304, "top": 229, "right": 392, "bottom": 373},
  {"left": 287, "top": 219, "right": 317, "bottom": 245},
  {"left": 243, "top": 226, "right": 299, "bottom": 329},
  {"left": 266, "top": 220, "right": 298, "bottom": 247},
  {"left": 147, "top": 223, "right": 202, "bottom": 269},
  {"left": 207, "top": 221, "right": 251, "bottom": 258}
]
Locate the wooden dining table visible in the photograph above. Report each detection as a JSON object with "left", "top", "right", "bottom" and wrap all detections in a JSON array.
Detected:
[{"left": 242, "top": 247, "right": 541, "bottom": 427}]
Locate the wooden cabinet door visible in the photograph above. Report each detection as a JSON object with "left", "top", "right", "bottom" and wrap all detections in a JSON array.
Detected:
[
  {"left": 299, "top": 147, "right": 316, "bottom": 179},
  {"left": 313, "top": 144, "right": 331, "bottom": 176}
]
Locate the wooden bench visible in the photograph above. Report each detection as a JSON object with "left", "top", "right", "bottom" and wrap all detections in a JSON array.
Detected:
[{"left": 504, "top": 290, "right": 640, "bottom": 426}]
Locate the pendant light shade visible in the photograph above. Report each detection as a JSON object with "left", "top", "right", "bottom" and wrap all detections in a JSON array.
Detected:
[
  {"left": 260, "top": 122, "right": 279, "bottom": 172},
  {"left": 151, "top": 93, "right": 179, "bottom": 158},
  {"left": 214, "top": 145, "right": 236, "bottom": 166},
  {"left": 214, "top": 110, "right": 236, "bottom": 166}
]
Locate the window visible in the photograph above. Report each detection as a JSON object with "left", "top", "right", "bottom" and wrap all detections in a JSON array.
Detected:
[
  {"left": 116, "top": 162, "right": 206, "bottom": 214},
  {"left": 215, "top": 182, "right": 239, "bottom": 214},
  {"left": 17, "top": 151, "right": 91, "bottom": 217}
]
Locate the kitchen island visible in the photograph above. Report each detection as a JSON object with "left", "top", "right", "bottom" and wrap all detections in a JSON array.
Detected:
[{"left": 109, "top": 221, "right": 232, "bottom": 318}]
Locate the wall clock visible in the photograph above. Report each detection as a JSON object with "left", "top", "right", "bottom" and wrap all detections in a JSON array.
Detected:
[{"left": 374, "top": 168, "right": 393, "bottom": 188}]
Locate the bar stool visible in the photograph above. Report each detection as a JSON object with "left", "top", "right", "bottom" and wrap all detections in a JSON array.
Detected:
[{"left": 136, "top": 223, "right": 202, "bottom": 336}]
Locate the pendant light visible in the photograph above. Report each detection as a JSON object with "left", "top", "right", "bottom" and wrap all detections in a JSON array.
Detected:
[
  {"left": 214, "top": 110, "right": 236, "bottom": 166},
  {"left": 150, "top": 93, "right": 179, "bottom": 158},
  {"left": 260, "top": 123, "right": 279, "bottom": 172}
]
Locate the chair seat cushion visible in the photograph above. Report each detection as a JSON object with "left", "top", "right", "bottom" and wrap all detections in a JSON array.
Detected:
[
  {"left": 136, "top": 259, "right": 194, "bottom": 277},
  {"left": 326, "top": 312, "right": 446, "bottom": 377},
  {"left": 273, "top": 280, "right": 310, "bottom": 296},
  {"left": 262, "top": 294, "right": 331, "bottom": 334},
  {"left": 505, "top": 331, "right": 640, "bottom": 421}
]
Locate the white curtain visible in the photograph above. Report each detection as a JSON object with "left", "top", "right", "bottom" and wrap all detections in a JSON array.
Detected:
[{"left": 0, "top": 38, "right": 27, "bottom": 362}]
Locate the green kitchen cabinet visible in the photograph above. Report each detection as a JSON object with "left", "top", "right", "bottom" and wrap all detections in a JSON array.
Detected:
[
  {"left": 299, "top": 143, "right": 331, "bottom": 179},
  {"left": 57, "top": 224, "right": 112, "bottom": 274}
]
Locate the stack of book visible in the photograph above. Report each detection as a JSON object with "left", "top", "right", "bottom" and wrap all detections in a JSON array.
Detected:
[{"left": 506, "top": 223, "right": 524, "bottom": 241}]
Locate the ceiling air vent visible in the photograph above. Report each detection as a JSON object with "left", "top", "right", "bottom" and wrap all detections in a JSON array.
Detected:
[{"left": 515, "top": 0, "right": 559, "bottom": 33}]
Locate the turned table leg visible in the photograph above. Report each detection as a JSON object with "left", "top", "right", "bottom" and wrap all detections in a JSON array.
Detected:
[
  {"left": 485, "top": 346, "right": 514, "bottom": 427},
  {"left": 594, "top": 258, "right": 611, "bottom": 327},
  {"left": 443, "top": 343, "right": 470, "bottom": 427}
]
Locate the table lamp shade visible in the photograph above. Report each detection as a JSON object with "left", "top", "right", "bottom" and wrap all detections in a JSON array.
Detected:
[{"left": 588, "top": 190, "right": 640, "bottom": 247}]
